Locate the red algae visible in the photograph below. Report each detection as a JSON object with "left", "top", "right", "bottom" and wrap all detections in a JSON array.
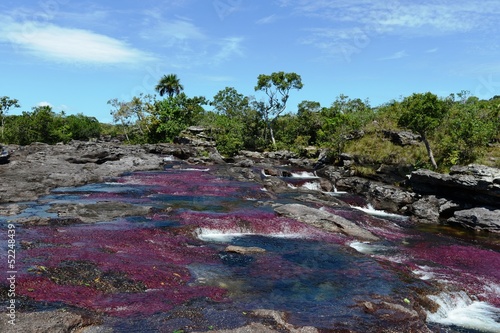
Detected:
[{"left": 16, "top": 223, "right": 227, "bottom": 316}]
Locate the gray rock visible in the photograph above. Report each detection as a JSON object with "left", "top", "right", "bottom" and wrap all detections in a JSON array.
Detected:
[
  {"left": 225, "top": 245, "right": 266, "bottom": 254},
  {"left": 0, "top": 310, "right": 99, "bottom": 333},
  {"left": 383, "top": 130, "right": 422, "bottom": 146},
  {"left": 274, "top": 203, "right": 378, "bottom": 241},
  {"left": 409, "top": 165, "right": 500, "bottom": 208},
  {"left": 448, "top": 207, "right": 500, "bottom": 233}
]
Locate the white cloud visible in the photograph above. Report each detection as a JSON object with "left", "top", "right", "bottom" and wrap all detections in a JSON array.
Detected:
[
  {"left": 0, "top": 15, "right": 155, "bottom": 65},
  {"left": 37, "top": 101, "right": 52, "bottom": 107},
  {"left": 283, "top": 0, "right": 500, "bottom": 35},
  {"left": 426, "top": 48, "right": 439, "bottom": 53},
  {"left": 212, "top": 37, "right": 244, "bottom": 64},
  {"left": 141, "top": 17, "right": 205, "bottom": 45},
  {"left": 256, "top": 14, "right": 278, "bottom": 25},
  {"left": 379, "top": 50, "right": 408, "bottom": 61}
]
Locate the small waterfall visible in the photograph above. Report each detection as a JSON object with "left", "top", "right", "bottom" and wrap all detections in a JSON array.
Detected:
[
  {"left": 426, "top": 291, "right": 500, "bottom": 332},
  {"left": 350, "top": 203, "right": 407, "bottom": 219}
]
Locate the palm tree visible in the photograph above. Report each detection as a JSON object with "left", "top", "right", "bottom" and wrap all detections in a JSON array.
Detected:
[{"left": 155, "top": 74, "right": 184, "bottom": 98}]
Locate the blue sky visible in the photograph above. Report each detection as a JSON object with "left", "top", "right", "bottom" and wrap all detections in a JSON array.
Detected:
[{"left": 1, "top": 0, "right": 500, "bottom": 123}]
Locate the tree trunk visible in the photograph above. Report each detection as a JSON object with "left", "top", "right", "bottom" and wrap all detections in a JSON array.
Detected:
[
  {"left": 422, "top": 134, "right": 438, "bottom": 169},
  {"left": 270, "top": 127, "right": 277, "bottom": 149}
]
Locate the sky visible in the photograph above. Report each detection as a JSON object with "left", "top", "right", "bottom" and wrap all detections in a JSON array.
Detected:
[{"left": 1, "top": 0, "right": 500, "bottom": 123}]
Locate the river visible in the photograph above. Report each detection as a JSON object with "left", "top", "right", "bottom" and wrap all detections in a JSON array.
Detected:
[{"left": 1, "top": 162, "right": 499, "bottom": 332}]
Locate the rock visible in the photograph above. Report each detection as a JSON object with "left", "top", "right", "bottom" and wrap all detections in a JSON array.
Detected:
[
  {"left": 319, "top": 177, "right": 334, "bottom": 192},
  {"left": 409, "top": 165, "right": 500, "bottom": 208},
  {"left": 336, "top": 177, "right": 415, "bottom": 214},
  {"left": 195, "top": 323, "right": 278, "bottom": 333},
  {"left": 46, "top": 201, "right": 154, "bottom": 224},
  {"left": 225, "top": 245, "right": 266, "bottom": 254},
  {"left": 274, "top": 203, "right": 379, "bottom": 241},
  {"left": 175, "top": 126, "right": 215, "bottom": 147},
  {"left": 448, "top": 207, "right": 500, "bottom": 233},
  {"left": 0, "top": 142, "right": 166, "bottom": 203},
  {"left": 410, "top": 196, "right": 462, "bottom": 223},
  {"left": 383, "top": 130, "right": 422, "bottom": 146},
  {"left": 251, "top": 309, "right": 318, "bottom": 333},
  {"left": 239, "top": 150, "right": 264, "bottom": 159},
  {"left": 235, "top": 159, "right": 254, "bottom": 168},
  {"left": 263, "top": 150, "right": 297, "bottom": 160},
  {"left": 0, "top": 310, "right": 99, "bottom": 333}
]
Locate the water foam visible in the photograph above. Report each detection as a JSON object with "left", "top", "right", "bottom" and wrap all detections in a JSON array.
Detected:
[
  {"left": 426, "top": 291, "right": 500, "bottom": 332},
  {"left": 195, "top": 228, "right": 305, "bottom": 242},
  {"left": 350, "top": 204, "right": 406, "bottom": 219},
  {"left": 349, "top": 241, "right": 389, "bottom": 254},
  {"left": 290, "top": 171, "right": 318, "bottom": 179}
]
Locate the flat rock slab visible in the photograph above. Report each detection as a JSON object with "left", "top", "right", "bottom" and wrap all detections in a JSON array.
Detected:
[
  {"left": 225, "top": 245, "right": 266, "bottom": 254},
  {"left": 274, "top": 203, "right": 378, "bottom": 241}
]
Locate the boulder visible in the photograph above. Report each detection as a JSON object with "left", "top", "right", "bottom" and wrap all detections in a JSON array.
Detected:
[
  {"left": 336, "top": 177, "right": 415, "bottom": 214},
  {"left": 383, "top": 130, "right": 422, "bottom": 146},
  {"left": 409, "top": 165, "right": 500, "bottom": 208},
  {"left": 274, "top": 203, "right": 378, "bottom": 241},
  {"left": 448, "top": 207, "right": 500, "bottom": 233}
]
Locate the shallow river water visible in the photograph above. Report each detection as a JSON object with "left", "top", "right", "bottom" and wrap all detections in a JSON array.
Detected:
[{"left": 1, "top": 163, "right": 499, "bottom": 332}]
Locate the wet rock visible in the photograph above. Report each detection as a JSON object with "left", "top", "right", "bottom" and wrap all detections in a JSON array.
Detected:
[
  {"left": 251, "top": 309, "right": 319, "bottom": 333},
  {"left": 448, "top": 207, "right": 500, "bottom": 233},
  {"left": 225, "top": 245, "right": 266, "bottom": 254},
  {"left": 358, "top": 300, "right": 431, "bottom": 333},
  {"left": 195, "top": 322, "right": 278, "bottom": 333},
  {"left": 274, "top": 203, "right": 379, "bottom": 241},
  {"left": 47, "top": 201, "right": 153, "bottom": 224},
  {"left": 0, "top": 309, "right": 100, "bottom": 333}
]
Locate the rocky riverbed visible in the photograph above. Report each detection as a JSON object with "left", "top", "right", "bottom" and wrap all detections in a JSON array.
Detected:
[{"left": 1, "top": 141, "right": 499, "bottom": 332}]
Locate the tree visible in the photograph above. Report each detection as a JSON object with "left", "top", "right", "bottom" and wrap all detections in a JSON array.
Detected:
[
  {"left": 254, "top": 71, "right": 303, "bottom": 148},
  {"left": 0, "top": 96, "right": 20, "bottom": 141},
  {"left": 150, "top": 93, "right": 207, "bottom": 142},
  {"left": 155, "top": 74, "right": 184, "bottom": 98},
  {"left": 318, "top": 94, "right": 372, "bottom": 156},
  {"left": 398, "top": 92, "right": 448, "bottom": 169}
]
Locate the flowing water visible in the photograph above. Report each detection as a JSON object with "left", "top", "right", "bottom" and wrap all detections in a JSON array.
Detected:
[{"left": 1, "top": 164, "right": 499, "bottom": 332}]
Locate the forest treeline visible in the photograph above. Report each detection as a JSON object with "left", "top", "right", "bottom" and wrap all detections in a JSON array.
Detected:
[{"left": 1, "top": 72, "right": 499, "bottom": 171}]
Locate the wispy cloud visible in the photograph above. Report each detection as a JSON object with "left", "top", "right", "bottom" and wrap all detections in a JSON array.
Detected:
[
  {"left": 0, "top": 15, "right": 155, "bottom": 65},
  {"left": 284, "top": 0, "right": 500, "bottom": 35},
  {"left": 379, "top": 50, "right": 408, "bottom": 61},
  {"left": 141, "top": 18, "right": 206, "bottom": 44},
  {"left": 425, "top": 48, "right": 439, "bottom": 53},
  {"left": 256, "top": 14, "right": 278, "bottom": 25},
  {"left": 212, "top": 37, "right": 244, "bottom": 64}
]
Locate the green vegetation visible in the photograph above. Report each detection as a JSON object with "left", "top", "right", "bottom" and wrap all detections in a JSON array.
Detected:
[{"left": 2, "top": 74, "right": 499, "bottom": 171}]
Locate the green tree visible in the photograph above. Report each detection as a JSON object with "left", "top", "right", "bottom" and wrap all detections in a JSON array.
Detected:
[
  {"left": 155, "top": 74, "right": 184, "bottom": 98},
  {"left": 150, "top": 93, "right": 207, "bottom": 142},
  {"left": 254, "top": 71, "right": 303, "bottom": 148},
  {"left": 0, "top": 96, "right": 20, "bottom": 141},
  {"left": 439, "top": 91, "right": 499, "bottom": 166},
  {"left": 318, "top": 94, "right": 372, "bottom": 156},
  {"left": 398, "top": 92, "right": 448, "bottom": 169}
]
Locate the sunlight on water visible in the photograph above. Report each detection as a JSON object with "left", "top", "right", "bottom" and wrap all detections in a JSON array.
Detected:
[{"left": 427, "top": 291, "right": 500, "bottom": 332}]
